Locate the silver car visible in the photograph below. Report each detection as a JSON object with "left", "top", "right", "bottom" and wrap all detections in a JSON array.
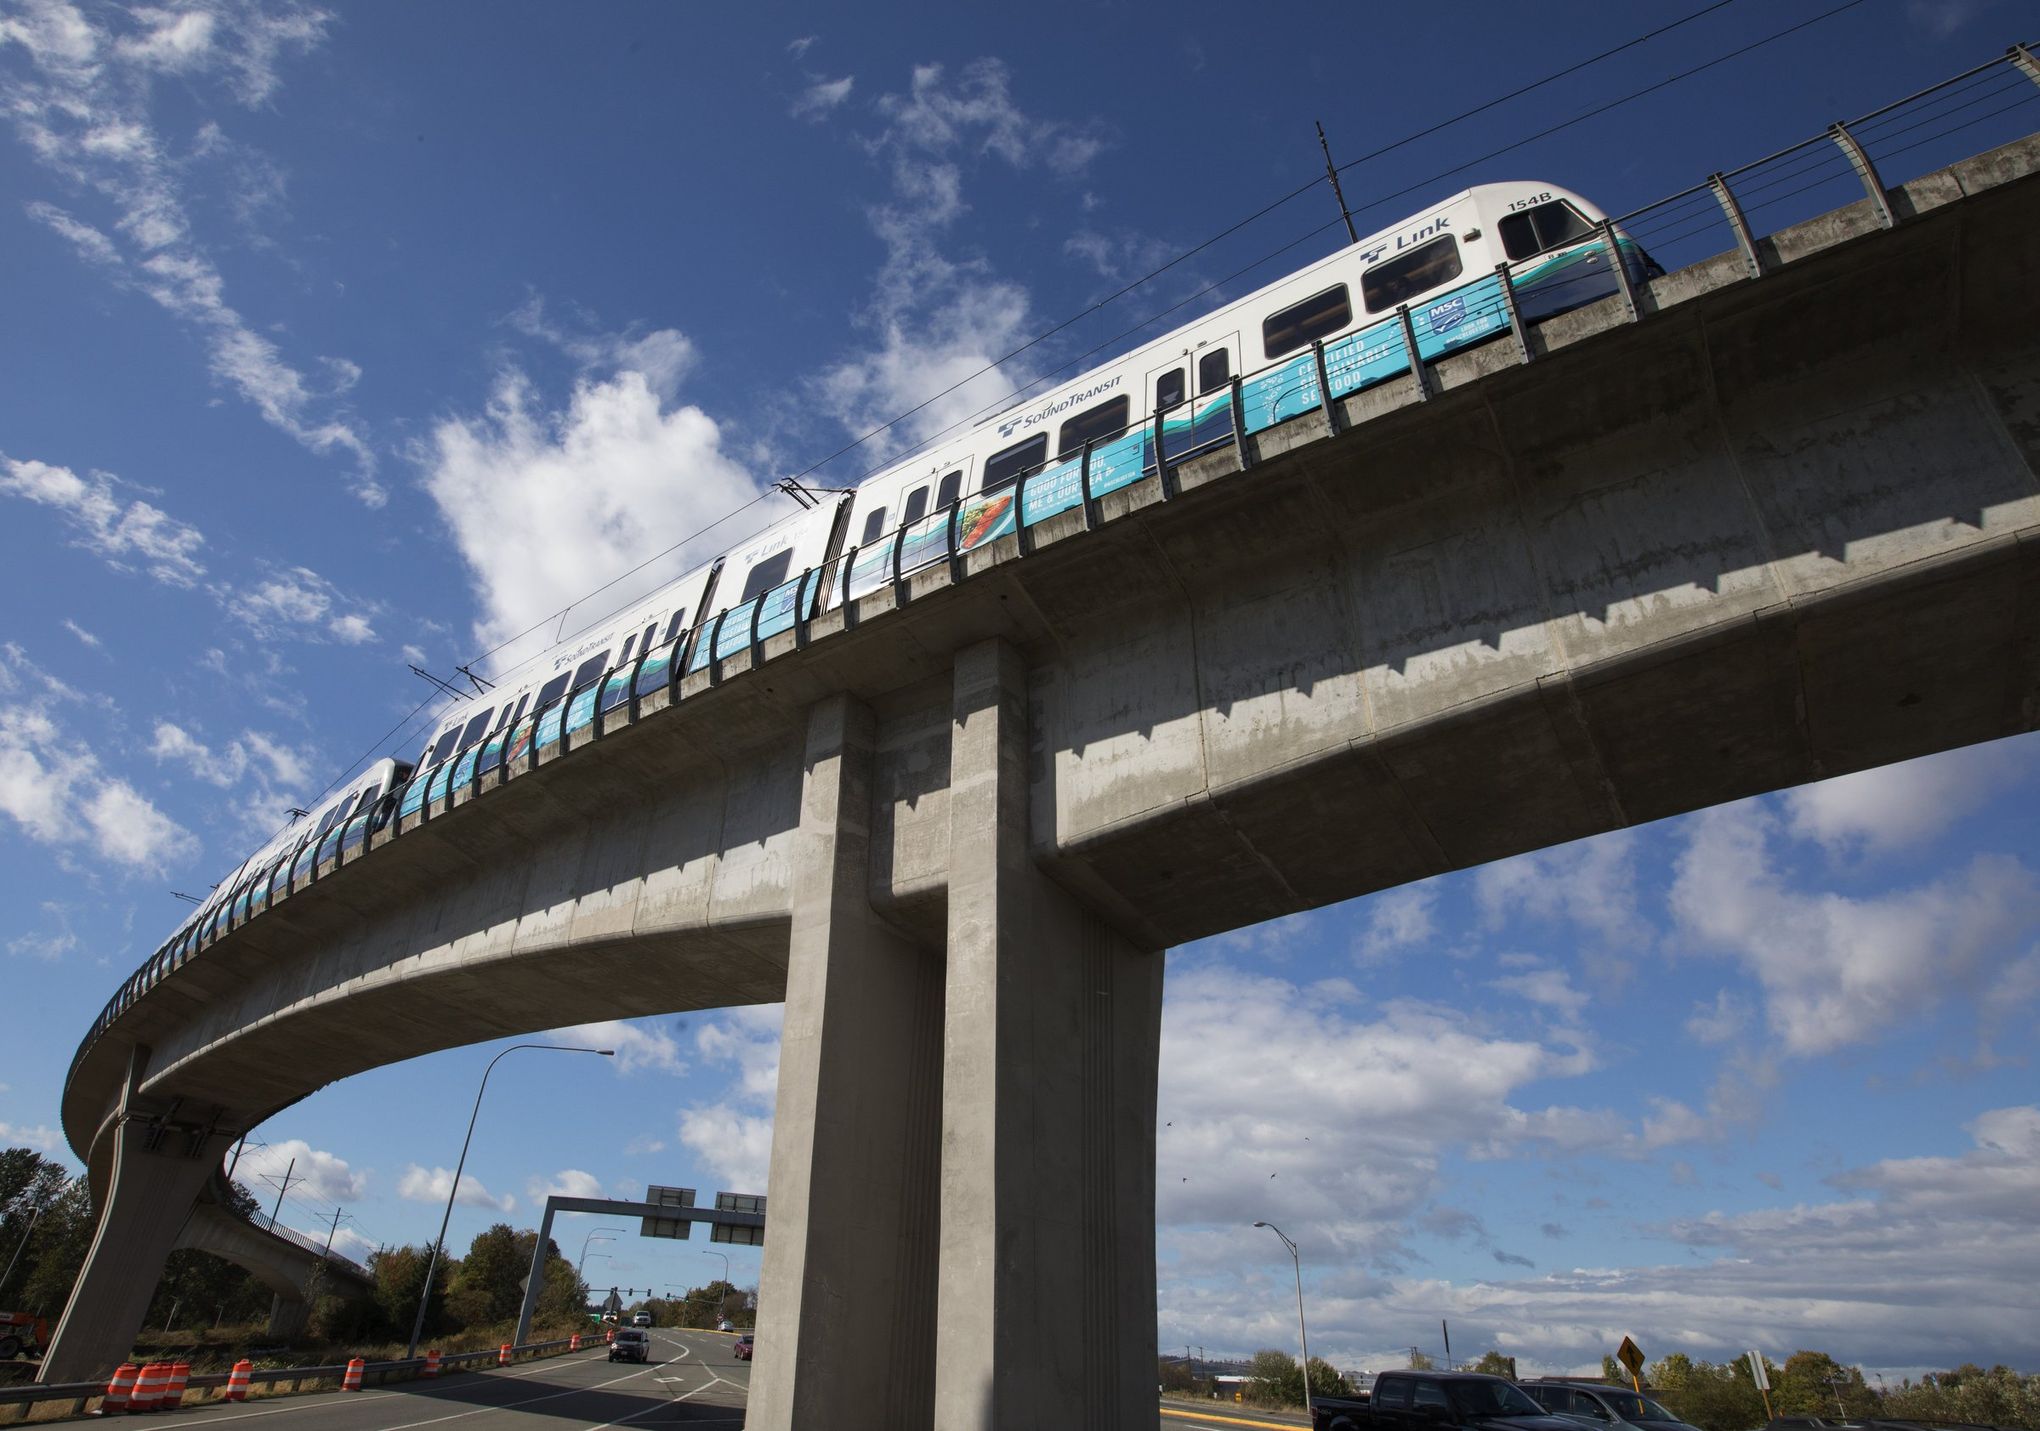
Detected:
[{"left": 1524, "top": 1382, "right": 1697, "bottom": 1431}]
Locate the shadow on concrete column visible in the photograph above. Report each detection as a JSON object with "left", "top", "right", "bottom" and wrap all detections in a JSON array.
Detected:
[
  {"left": 935, "top": 638, "right": 1165, "bottom": 1429},
  {"left": 749, "top": 694, "right": 945, "bottom": 1431},
  {"left": 39, "top": 1064, "right": 239, "bottom": 1384}
]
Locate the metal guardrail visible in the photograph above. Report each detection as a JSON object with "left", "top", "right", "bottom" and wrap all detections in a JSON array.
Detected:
[
  {"left": 0, "top": 1334, "right": 598, "bottom": 1419},
  {"left": 66, "top": 42, "right": 2040, "bottom": 1095},
  {"left": 241, "top": 1209, "right": 373, "bottom": 1282}
]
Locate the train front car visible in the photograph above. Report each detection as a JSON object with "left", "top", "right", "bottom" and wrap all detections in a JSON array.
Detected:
[{"left": 1468, "top": 182, "right": 1655, "bottom": 325}]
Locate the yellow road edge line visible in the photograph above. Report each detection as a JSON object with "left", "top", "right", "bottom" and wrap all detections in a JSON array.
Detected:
[{"left": 1157, "top": 1405, "right": 1304, "bottom": 1430}]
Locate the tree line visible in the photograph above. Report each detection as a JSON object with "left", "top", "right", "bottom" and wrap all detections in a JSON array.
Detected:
[
  {"left": 1162, "top": 1340, "right": 2038, "bottom": 1429},
  {"left": 4, "top": 1146, "right": 589, "bottom": 1352}
]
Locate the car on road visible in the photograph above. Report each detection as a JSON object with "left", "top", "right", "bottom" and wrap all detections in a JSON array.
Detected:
[
  {"left": 1314, "top": 1371, "right": 1585, "bottom": 1431},
  {"left": 632, "top": 1311, "right": 652, "bottom": 1328},
  {"left": 1523, "top": 1382, "right": 1698, "bottom": 1431},
  {"left": 734, "top": 1334, "right": 754, "bottom": 1362},
  {"left": 609, "top": 1328, "right": 651, "bottom": 1364}
]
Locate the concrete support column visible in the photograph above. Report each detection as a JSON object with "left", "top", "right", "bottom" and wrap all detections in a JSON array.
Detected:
[
  {"left": 749, "top": 694, "right": 945, "bottom": 1431},
  {"left": 39, "top": 1097, "right": 236, "bottom": 1383},
  {"left": 266, "top": 1293, "right": 311, "bottom": 1340},
  {"left": 934, "top": 639, "right": 1165, "bottom": 1430}
]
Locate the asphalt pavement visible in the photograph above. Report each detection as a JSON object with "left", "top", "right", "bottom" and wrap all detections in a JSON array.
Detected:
[{"left": 138, "top": 1326, "right": 748, "bottom": 1429}]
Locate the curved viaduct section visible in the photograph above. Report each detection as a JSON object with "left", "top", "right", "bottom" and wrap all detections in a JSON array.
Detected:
[{"left": 47, "top": 137, "right": 2040, "bottom": 1425}]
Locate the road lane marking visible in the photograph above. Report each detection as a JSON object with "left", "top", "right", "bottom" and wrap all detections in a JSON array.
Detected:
[
  {"left": 1159, "top": 1407, "right": 1307, "bottom": 1429},
  {"left": 374, "top": 1360, "right": 669, "bottom": 1429}
]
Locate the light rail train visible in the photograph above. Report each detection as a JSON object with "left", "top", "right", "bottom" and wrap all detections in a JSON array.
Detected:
[{"left": 90, "top": 180, "right": 1652, "bottom": 1045}]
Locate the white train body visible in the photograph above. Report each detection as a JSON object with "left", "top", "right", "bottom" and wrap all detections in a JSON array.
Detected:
[{"left": 104, "top": 181, "right": 1645, "bottom": 1031}]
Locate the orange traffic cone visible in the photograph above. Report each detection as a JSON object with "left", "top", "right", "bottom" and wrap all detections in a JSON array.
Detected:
[
  {"left": 424, "top": 1349, "right": 441, "bottom": 1378},
  {"left": 341, "top": 1357, "right": 364, "bottom": 1392},
  {"left": 129, "top": 1363, "right": 166, "bottom": 1413},
  {"left": 100, "top": 1362, "right": 139, "bottom": 1415},
  {"left": 225, "top": 1360, "right": 252, "bottom": 1402},
  {"left": 569, "top": 1333, "right": 581, "bottom": 1351}
]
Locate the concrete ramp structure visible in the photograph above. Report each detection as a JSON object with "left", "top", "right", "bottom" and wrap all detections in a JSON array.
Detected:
[{"left": 43, "top": 103, "right": 2040, "bottom": 1429}]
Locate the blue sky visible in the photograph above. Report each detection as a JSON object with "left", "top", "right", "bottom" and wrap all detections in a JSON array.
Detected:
[{"left": 4, "top": 0, "right": 2037, "bottom": 1378}]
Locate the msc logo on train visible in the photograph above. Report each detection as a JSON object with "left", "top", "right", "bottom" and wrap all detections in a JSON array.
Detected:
[{"left": 1429, "top": 296, "right": 1466, "bottom": 332}]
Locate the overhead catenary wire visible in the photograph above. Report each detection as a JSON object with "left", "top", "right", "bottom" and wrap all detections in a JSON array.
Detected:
[{"left": 284, "top": 0, "right": 1880, "bottom": 825}]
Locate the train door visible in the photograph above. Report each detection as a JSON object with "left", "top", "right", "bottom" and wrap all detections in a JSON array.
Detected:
[{"left": 1145, "top": 330, "right": 1239, "bottom": 466}]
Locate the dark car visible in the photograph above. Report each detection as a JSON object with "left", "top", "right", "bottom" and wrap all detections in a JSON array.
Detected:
[
  {"left": 734, "top": 1334, "right": 754, "bottom": 1362},
  {"left": 1524, "top": 1382, "right": 1699, "bottom": 1431},
  {"left": 609, "top": 1327, "right": 651, "bottom": 1363},
  {"left": 1316, "top": 1372, "right": 1587, "bottom": 1431}
]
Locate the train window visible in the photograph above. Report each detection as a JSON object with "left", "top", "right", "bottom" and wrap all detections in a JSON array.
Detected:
[
  {"left": 903, "top": 486, "right": 929, "bottom": 525},
  {"left": 738, "top": 550, "right": 793, "bottom": 603},
  {"left": 639, "top": 621, "right": 657, "bottom": 653},
  {"left": 1155, "top": 368, "right": 1185, "bottom": 411},
  {"left": 1057, "top": 396, "right": 1130, "bottom": 459},
  {"left": 424, "top": 724, "right": 461, "bottom": 768},
  {"left": 663, "top": 608, "right": 688, "bottom": 644},
  {"left": 1499, "top": 200, "right": 1596, "bottom": 261},
  {"left": 618, "top": 633, "right": 638, "bottom": 665},
  {"left": 1197, "top": 347, "right": 1231, "bottom": 394},
  {"left": 860, "top": 506, "right": 888, "bottom": 546},
  {"left": 936, "top": 470, "right": 962, "bottom": 510},
  {"left": 535, "top": 671, "right": 571, "bottom": 710},
  {"left": 984, "top": 433, "right": 1048, "bottom": 491},
  {"left": 1362, "top": 235, "right": 1463, "bottom": 313},
  {"left": 570, "top": 652, "right": 609, "bottom": 691},
  {"left": 455, "top": 707, "right": 493, "bottom": 753},
  {"left": 1263, "top": 285, "right": 1353, "bottom": 358}
]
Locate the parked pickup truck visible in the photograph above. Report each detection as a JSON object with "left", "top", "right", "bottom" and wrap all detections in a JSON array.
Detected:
[{"left": 1315, "top": 1371, "right": 1586, "bottom": 1431}]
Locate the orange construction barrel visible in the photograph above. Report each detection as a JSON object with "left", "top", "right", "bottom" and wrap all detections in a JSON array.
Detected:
[
  {"left": 101, "top": 1362, "right": 140, "bottom": 1414},
  {"left": 225, "top": 1360, "right": 252, "bottom": 1402},
  {"left": 341, "top": 1357, "right": 365, "bottom": 1392}
]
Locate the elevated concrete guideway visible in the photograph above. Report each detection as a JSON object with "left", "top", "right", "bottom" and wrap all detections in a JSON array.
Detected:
[{"left": 45, "top": 132, "right": 2040, "bottom": 1424}]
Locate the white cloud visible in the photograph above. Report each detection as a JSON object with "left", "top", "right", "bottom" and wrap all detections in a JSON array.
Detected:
[
  {"left": 233, "top": 1137, "right": 368, "bottom": 1204},
  {"left": 785, "top": 34, "right": 816, "bottom": 58},
  {"left": 1684, "top": 989, "right": 1749, "bottom": 1046},
  {"left": 1490, "top": 966, "right": 1589, "bottom": 1019},
  {"left": 1356, "top": 884, "right": 1436, "bottom": 961},
  {"left": 327, "top": 612, "right": 375, "bottom": 645},
  {"left": 807, "top": 58, "right": 1108, "bottom": 456},
  {"left": 549, "top": 1019, "right": 685, "bottom": 1077},
  {"left": 4, "top": 1, "right": 378, "bottom": 501},
  {"left": 675, "top": 1005, "right": 784, "bottom": 1193},
  {"left": 0, "top": 647, "right": 195, "bottom": 872},
  {"left": 60, "top": 619, "right": 101, "bottom": 648},
  {"left": 1671, "top": 802, "right": 2040, "bottom": 1055},
  {"left": 1785, "top": 740, "right": 2028, "bottom": 859},
  {"left": 1, "top": 456, "right": 207, "bottom": 585},
  {"left": 526, "top": 1168, "right": 604, "bottom": 1202},
  {"left": 221, "top": 564, "right": 378, "bottom": 645},
  {"left": 1475, "top": 827, "right": 1647, "bottom": 964},
  {"left": 1156, "top": 965, "right": 1616, "bottom": 1266},
  {"left": 790, "top": 74, "right": 853, "bottom": 120},
  {"left": 0, "top": 1121, "right": 64, "bottom": 1155},
  {"left": 397, "top": 1163, "right": 514, "bottom": 1213},
  {"left": 6, "top": 901, "right": 78, "bottom": 961},
  {"left": 676, "top": 1106, "right": 774, "bottom": 1194},
  {"left": 421, "top": 367, "right": 758, "bottom": 653}
]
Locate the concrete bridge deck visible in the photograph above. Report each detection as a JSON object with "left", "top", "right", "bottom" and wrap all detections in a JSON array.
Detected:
[{"left": 44, "top": 128, "right": 2040, "bottom": 1425}]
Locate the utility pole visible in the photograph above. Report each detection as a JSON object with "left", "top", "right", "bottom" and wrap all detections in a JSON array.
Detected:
[
  {"left": 261, "top": 1157, "right": 300, "bottom": 1229},
  {"left": 1317, "top": 121, "right": 1359, "bottom": 245},
  {"left": 321, "top": 1207, "right": 349, "bottom": 1256}
]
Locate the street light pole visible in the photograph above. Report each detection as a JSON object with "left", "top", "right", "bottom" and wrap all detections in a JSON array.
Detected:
[
  {"left": 1254, "top": 1221, "right": 1314, "bottom": 1420},
  {"left": 406, "top": 1042, "right": 614, "bottom": 1357},
  {"left": 577, "top": 1234, "right": 617, "bottom": 1279},
  {"left": 702, "top": 1248, "right": 731, "bottom": 1325}
]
